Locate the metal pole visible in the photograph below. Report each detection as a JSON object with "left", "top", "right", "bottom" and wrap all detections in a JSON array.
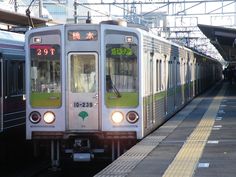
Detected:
[
  {"left": 56, "top": 140, "right": 60, "bottom": 167},
  {"left": 74, "top": 0, "right": 77, "bottom": 24},
  {"left": 234, "top": 1, "right": 236, "bottom": 26},
  {"left": 117, "top": 140, "right": 120, "bottom": 157},
  {"left": 111, "top": 140, "right": 115, "bottom": 161},
  {"left": 51, "top": 140, "right": 55, "bottom": 167},
  {"left": 50, "top": 140, "right": 60, "bottom": 171},
  {"left": 123, "top": 0, "right": 125, "bottom": 18},
  {"left": 39, "top": 0, "right": 43, "bottom": 18},
  {"left": 14, "top": 0, "right": 18, "bottom": 12}
]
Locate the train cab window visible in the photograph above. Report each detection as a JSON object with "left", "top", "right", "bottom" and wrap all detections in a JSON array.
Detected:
[
  {"left": 30, "top": 44, "right": 61, "bottom": 108},
  {"left": 105, "top": 44, "right": 138, "bottom": 107}
]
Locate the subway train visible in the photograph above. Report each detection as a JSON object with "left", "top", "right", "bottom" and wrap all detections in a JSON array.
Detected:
[
  {"left": 0, "top": 30, "right": 25, "bottom": 133},
  {"left": 0, "top": 30, "right": 26, "bottom": 165},
  {"left": 25, "top": 21, "right": 222, "bottom": 165}
]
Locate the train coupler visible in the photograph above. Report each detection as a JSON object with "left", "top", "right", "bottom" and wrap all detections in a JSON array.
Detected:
[{"left": 72, "top": 138, "right": 94, "bottom": 162}]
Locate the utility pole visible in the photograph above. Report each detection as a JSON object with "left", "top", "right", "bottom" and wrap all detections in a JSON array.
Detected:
[
  {"left": 74, "top": 0, "right": 78, "bottom": 24},
  {"left": 39, "top": 0, "right": 43, "bottom": 18},
  {"left": 235, "top": 2, "right": 236, "bottom": 26},
  {"left": 14, "top": 0, "right": 18, "bottom": 12}
]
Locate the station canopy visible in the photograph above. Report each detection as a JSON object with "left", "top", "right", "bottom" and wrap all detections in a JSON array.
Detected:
[
  {"left": 198, "top": 24, "right": 236, "bottom": 66},
  {"left": 0, "top": 9, "right": 48, "bottom": 27}
]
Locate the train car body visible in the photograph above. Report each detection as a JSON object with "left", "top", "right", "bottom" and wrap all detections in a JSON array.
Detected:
[
  {"left": 0, "top": 30, "right": 25, "bottom": 133},
  {"left": 25, "top": 22, "right": 222, "bottom": 164}
]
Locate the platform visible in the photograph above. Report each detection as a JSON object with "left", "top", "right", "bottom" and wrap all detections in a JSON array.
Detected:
[{"left": 95, "top": 81, "right": 236, "bottom": 177}]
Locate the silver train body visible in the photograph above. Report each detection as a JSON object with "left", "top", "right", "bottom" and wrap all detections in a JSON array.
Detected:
[
  {"left": 25, "top": 22, "right": 222, "bottom": 162},
  {"left": 0, "top": 30, "right": 25, "bottom": 133}
]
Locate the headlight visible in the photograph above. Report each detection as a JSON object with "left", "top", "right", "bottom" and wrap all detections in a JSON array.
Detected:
[
  {"left": 126, "top": 111, "right": 139, "bottom": 123},
  {"left": 29, "top": 111, "right": 41, "bottom": 124},
  {"left": 111, "top": 111, "right": 124, "bottom": 124},
  {"left": 43, "top": 112, "right": 55, "bottom": 124}
]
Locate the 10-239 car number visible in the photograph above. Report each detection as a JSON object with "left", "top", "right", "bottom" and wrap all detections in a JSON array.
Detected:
[{"left": 74, "top": 102, "right": 93, "bottom": 108}]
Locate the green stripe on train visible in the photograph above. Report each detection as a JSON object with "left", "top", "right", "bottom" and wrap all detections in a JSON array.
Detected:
[
  {"left": 154, "top": 91, "right": 166, "bottom": 100},
  {"left": 30, "top": 92, "right": 61, "bottom": 107},
  {"left": 105, "top": 92, "right": 138, "bottom": 107}
]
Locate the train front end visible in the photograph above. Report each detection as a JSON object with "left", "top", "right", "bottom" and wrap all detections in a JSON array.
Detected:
[{"left": 25, "top": 23, "right": 141, "bottom": 163}]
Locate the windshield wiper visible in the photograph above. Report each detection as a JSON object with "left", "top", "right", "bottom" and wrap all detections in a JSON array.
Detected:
[{"left": 106, "top": 75, "right": 121, "bottom": 98}]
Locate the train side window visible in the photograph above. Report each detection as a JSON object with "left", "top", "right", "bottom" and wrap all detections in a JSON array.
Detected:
[
  {"left": 171, "top": 61, "right": 173, "bottom": 88},
  {"left": 184, "top": 62, "right": 187, "bottom": 84},
  {"left": 8, "top": 60, "right": 25, "bottom": 96},
  {"left": 156, "top": 60, "right": 159, "bottom": 92},
  {"left": 168, "top": 61, "right": 172, "bottom": 89},
  {"left": 171, "top": 61, "right": 174, "bottom": 87},
  {"left": 162, "top": 59, "right": 166, "bottom": 90},
  {"left": 181, "top": 59, "right": 184, "bottom": 85},
  {"left": 156, "top": 59, "right": 162, "bottom": 92},
  {"left": 159, "top": 60, "right": 162, "bottom": 91},
  {"left": 177, "top": 61, "right": 180, "bottom": 85}
]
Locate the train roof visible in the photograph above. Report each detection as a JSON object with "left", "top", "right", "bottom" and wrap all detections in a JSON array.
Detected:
[
  {"left": 26, "top": 21, "right": 220, "bottom": 64},
  {"left": 133, "top": 24, "right": 221, "bottom": 63},
  {"left": 0, "top": 30, "right": 24, "bottom": 45}
]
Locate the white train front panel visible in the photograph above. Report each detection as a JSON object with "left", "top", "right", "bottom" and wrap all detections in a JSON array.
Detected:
[
  {"left": 26, "top": 26, "right": 66, "bottom": 139},
  {"left": 67, "top": 52, "right": 99, "bottom": 131},
  {"left": 65, "top": 24, "right": 101, "bottom": 132},
  {"left": 100, "top": 25, "right": 142, "bottom": 137},
  {"left": 26, "top": 24, "right": 142, "bottom": 140}
]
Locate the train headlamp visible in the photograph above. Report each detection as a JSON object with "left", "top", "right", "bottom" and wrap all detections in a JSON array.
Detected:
[
  {"left": 29, "top": 111, "right": 41, "bottom": 124},
  {"left": 111, "top": 112, "right": 124, "bottom": 124},
  {"left": 33, "top": 37, "right": 41, "bottom": 43},
  {"left": 126, "top": 111, "right": 139, "bottom": 123},
  {"left": 43, "top": 112, "right": 55, "bottom": 124},
  {"left": 126, "top": 36, "right": 133, "bottom": 43}
]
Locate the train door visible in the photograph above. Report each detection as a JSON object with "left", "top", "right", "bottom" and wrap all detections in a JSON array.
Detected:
[
  {"left": 68, "top": 52, "right": 99, "bottom": 130},
  {"left": 0, "top": 57, "right": 2, "bottom": 132}
]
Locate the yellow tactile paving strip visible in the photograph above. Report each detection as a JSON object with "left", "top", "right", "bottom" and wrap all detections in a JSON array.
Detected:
[{"left": 162, "top": 85, "right": 226, "bottom": 177}]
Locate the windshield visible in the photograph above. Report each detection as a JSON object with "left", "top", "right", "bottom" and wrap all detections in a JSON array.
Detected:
[
  {"left": 30, "top": 44, "right": 61, "bottom": 107},
  {"left": 105, "top": 44, "right": 138, "bottom": 107}
]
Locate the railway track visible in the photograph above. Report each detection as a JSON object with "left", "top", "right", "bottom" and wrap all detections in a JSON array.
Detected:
[{"left": 5, "top": 158, "right": 110, "bottom": 177}]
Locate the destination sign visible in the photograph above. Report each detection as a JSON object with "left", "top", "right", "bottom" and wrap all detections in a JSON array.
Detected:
[{"left": 68, "top": 30, "right": 97, "bottom": 41}]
